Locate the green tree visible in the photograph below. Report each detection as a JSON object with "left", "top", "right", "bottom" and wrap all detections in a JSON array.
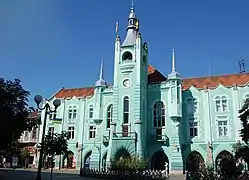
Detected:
[
  {"left": 21, "top": 147, "right": 30, "bottom": 168},
  {"left": 0, "top": 78, "right": 36, "bottom": 152},
  {"left": 236, "top": 98, "right": 249, "bottom": 168},
  {"left": 42, "top": 130, "right": 69, "bottom": 160}
]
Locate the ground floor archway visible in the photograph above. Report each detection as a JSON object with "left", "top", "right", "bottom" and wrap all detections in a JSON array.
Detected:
[
  {"left": 151, "top": 150, "right": 169, "bottom": 173},
  {"left": 186, "top": 151, "right": 205, "bottom": 172},
  {"left": 114, "top": 148, "right": 130, "bottom": 161},
  {"left": 84, "top": 151, "right": 92, "bottom": 169},
  {"left": 215, "top": 150, "right": 234, "bottom": 172},
  {"left": 62, "top": 151, "right": 75, "bottom": 169}
]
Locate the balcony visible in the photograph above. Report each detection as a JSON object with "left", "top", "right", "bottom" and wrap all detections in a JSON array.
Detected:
[
  {"left": 113, "top": 132, "right": 137, "bottom": 140},
  {"left": 18, "top": 138, "right": 37, "bottom": 143}
]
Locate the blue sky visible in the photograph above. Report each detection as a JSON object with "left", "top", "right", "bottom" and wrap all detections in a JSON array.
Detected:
[{"left": 0, "top": 0, "right": 249, "bottom": 105}]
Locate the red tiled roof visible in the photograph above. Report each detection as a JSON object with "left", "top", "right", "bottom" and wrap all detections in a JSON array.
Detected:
[
  {"left": 53, "top": 65, "right": 249, "bottom": 98},
  {"left": 182, "top": 73, "right": 249, "bottom": 89},
  {"left": 28, "top": 110, "right": 40, "bottom": 119}
]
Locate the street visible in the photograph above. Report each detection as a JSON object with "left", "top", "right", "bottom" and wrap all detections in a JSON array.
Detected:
[{"left": 0, "top": 168, "right": 185, "bottom": 180}]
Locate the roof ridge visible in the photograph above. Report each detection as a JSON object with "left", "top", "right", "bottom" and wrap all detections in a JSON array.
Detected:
[{"left": 183, "top": 72, "right": 249, "bottom": 80}]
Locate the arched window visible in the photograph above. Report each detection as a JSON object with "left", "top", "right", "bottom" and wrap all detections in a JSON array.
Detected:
[
  {"left": 68, "top": 106, "right": 72, "bottom": 119},
  {"left": 123, "top": 97, "right": 129, "bottom": 124},
  {"left": 122, "top": 52, "right": 132, "bottom": 61},
  {"left": 107, "top": 105, "right": 113, "bottom": 128},
  {"left": 215, "top": 96, "right": 228, "bottom": 112},
  {"left": 153, "top": 101, "right": 165, "bottom": 128},
  {"left": 68, "top": 106, "right": 77, "bottom": 119},
  {"left": 89, "top": 105, "right": 94, "bottom": 118}
]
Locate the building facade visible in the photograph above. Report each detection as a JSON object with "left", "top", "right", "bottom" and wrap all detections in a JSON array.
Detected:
[
  {"left": 18, "top": 110, "right": 40, "bottom": 168},
  {"left": 37, "top": 6, "right": 249, "bottom": 173}
]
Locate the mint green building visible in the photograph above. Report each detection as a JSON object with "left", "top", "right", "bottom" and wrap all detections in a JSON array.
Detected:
[{"left": 37, "top": 6, "right": 249, "bottom": 174}]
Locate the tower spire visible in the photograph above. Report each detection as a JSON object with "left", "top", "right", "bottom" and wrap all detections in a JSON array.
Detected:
[
  {"left": 121, "top": 2, "right": 139, "bottom": 46},
  {"left": 95, "top": 57, "right": 107, "bottom": 87},
  {"left": 172, "top": 48, "right": 175, "bottom": 73},
  {"left": 168, "top": 48, "right": 181, "bottom": 79},
  {"left": 99, "top": 57, "right": 104, "bottom": 80}
]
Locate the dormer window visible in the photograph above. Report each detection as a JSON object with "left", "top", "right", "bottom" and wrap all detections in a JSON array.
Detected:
[{"left": 122, "top": 51, "right": 133, "bottom": 61}]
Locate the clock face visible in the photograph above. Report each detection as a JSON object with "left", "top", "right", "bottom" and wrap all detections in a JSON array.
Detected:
[{"left": 123, "top": 79, "right": 131, "bottom": 87}]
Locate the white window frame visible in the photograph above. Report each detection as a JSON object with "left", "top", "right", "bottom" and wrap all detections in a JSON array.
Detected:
[
  {"left": 89, "top": 126, "right": 96, "bottom": 139},
  {"left": 89, "top": 105, "right": 94, "bottom": 119},
  {"left": 188, "top": 117, "right": 199, "bottom": 138},
  {"left": 216, "top": 116, "right": 229, "bottom": 137},
  {"left": 153, "top": 101, "right": 165, "bottom": 128},
  {"left": 68, "top": 105, "right": 77, "bottom": 119},
  {"left": 214, "top": 96, "right": 228, "bottom": 112},
  {"left": 123, "top": 96, "right": 129, "bottom": 124},
  {"left": 68, "top": 126, "right": 75, "bottom": 140},
  {"left": 106, "top": 104, "right": 113, "bottom": 129}
]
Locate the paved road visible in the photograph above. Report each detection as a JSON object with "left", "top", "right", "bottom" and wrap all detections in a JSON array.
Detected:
[{"left": 0, "top": 168, "right": 185, "bottom": 180}]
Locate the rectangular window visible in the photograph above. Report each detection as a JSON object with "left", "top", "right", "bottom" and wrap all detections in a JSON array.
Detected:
[
  {"left": 218, "top": 120, "right": 228, "bottom": 137},
  {"left": 49, "top": 112, "right": 56, "bottom": 120},
  {"left": 68, "top": 126, "right": 75, "bottom": 139},
  {"left": 89, "top": 126, "right": 96, "bottom": 139},
  {"left": 189, "top": 118, "right": 198, "bottom": 137}
]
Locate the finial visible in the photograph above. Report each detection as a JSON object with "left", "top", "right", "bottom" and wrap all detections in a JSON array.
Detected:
[
  {"left": 95, "top": 57, "right": 107, "bottom": 87},
  {"left": 132, "top": 0, "right": 134, "bottom": 8},
  {"left": 172, "top": 48, "right": 175, "bottom": 73},
  {"left": 115, "top": 21, "right": 119, "bottom": 34}
]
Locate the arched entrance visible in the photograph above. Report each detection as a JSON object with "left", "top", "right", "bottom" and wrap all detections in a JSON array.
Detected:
[
  {"left": 115, "top": 148, "right": 130, "bottom": 161},
  {"left": 62, "top": 151, "right": 75, "bottom": 169},
  {"left": 102, "top": 152, "right": 107, "bottom": 169},
  {"left": 151, "top": 150, "right": 169, "bottom": 173},
  {"left": 84, "top": 151, "right": 92, "bottom": 169},
  {"left": 215, "top": 150, "right": 234, "bottom": 173},
  {"left": 186, "top": 151, "right": 205, "bottom": 172}
]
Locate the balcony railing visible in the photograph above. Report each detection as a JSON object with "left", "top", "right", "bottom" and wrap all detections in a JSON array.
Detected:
[
  {"left": 113, "top": 132, "right": 137, "bottom": 140},
  {"left": 18, "top": 138, "right": 37, "bottom": 143}
]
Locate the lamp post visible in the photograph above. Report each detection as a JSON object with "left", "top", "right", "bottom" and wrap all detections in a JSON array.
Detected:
[{"left": 34, "top": 95, "right": 61, "bottom": 180}]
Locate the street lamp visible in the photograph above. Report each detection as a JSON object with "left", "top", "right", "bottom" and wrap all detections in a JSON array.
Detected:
[{"left": 34, "top": 95, "right": 61, "bottom": 180}]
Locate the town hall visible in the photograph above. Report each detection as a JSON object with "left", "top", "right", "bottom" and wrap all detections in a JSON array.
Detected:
[{"left": 37, "top": 5, "right": 249, "bottom": 174}]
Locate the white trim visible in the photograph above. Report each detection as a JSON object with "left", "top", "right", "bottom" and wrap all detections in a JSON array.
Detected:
[
  {"left": 215, "top": 115, "right": 230, "bottom": 138},
  {"left": 151, "top": 100, "right": 166, "bottom": 129},
  {"left": 188, "top": 116, "right": 200, "bottom": 138},
  {"left": 88, "top": 125, "right": 97, "bottom": 139},
  {"left": 106, "top": 103, "right": 113, "bottom": 129},
  {"left": 122, "top": 95, "right": 130, "bottom": 124},
  {"left": 150, "top": 99, "right": 166, "bottom": 108},
  {"left": 213, "top": 95, "right": 229, "bottom": 113}
]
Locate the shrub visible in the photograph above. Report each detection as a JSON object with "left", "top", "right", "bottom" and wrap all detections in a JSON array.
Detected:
[{"left": 111, "top": 156, "right": 147, "bottom": 171}]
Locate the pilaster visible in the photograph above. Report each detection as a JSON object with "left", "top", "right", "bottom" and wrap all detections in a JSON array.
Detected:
[{"left": 232, "top": 84, "right": 241, "bottom": 141}]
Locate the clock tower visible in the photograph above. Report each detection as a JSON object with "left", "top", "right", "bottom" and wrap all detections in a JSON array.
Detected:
[{"left": 112, "top": 5, "right": 148, "bottom": 157}]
